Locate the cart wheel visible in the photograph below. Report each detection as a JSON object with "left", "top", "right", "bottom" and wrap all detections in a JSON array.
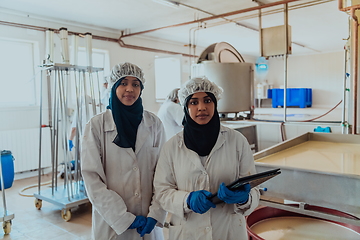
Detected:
[
  {"left": 3, "top": 221, "right": 11, "bottom": 235},
  {"left": 35, "top": 198, "right": 42, "bottom": 210},
  {"left": 61, "top": 209, "right": 71, "bottom": 222}
]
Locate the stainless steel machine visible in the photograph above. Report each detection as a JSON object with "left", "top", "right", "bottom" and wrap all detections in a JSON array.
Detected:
[
  {"left": 254, "top": 132, "right": 360, "bottom": 227},
  {"left": 192, "top": 42, "right": 254, "bottom": 119}
]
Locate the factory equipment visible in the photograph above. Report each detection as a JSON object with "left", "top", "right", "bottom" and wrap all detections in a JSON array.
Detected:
[
  {"left": 221, "top": 121, "right": 258, "bottom": 153},
  {"left": 253, "top": 132, "right": 360, "bottom": 227},
  {"left": 192, "top": 42, "right": 254, "bottom": 119},
  {"left": 35, "top": 63, "right": 103, "bottom": 221},
  {"left": 35, "top": 28, "right": 103, "bottom": 221}
]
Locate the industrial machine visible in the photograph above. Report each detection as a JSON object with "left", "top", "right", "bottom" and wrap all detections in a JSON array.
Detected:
[
  {"left": 35, "top": 29, "right": 103, "bottom": 221},
  {"left": 192, "top": 42, "right": 254, "bottom": 120},
  {"left": 254, "top": 132, "right": 360, "bottom": 227}
]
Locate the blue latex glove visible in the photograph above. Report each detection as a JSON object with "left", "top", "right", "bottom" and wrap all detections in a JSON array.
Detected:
[
  {"left": 128, "top": 216, "right": 146, "bottom": 230},
  {"left": 187, "top": 190, "right": 216, "bottom": 214},
  {"left": 217, "top": 182, "right": 251, "bottom": 204},
  {"left": 139, "top": 217, "right": 157, "bottom": 237},
  {"left": 69, "top": 140, "right": 74, "bottom": 151}
]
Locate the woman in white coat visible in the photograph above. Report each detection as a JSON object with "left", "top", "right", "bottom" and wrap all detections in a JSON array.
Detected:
[
  {"left": 154, "top": 77, "right": 260, "bottom": 240},
  {"left": 81, "top": 62, "right": 167, "bottom": 240},
  {"left": 157, "top": 88, "right": 184, "bottom": 141}
]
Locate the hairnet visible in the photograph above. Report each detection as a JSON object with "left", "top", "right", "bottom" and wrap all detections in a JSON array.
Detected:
[
  {"left": 179, "top": 76, "right": 223, "bottom": 106},
  {"left": 108, "top": 62, "right": 145, "bottom": 89},
  {"left": 166, "top": 88, "right": 180, "bottom": 102}
]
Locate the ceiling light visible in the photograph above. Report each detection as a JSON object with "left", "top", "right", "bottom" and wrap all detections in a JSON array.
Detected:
[{"left": 152, "top": 0, "right": 180, "bottom": 8}]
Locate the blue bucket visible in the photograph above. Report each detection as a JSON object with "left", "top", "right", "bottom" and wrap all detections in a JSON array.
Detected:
[{"left": 0, "top": 150, "right": 15, "bottom": 190}]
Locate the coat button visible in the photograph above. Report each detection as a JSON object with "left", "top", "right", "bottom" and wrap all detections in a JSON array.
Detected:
[
  {"left": 135, "top": 192, "right": 139, "bottom": 196},
  {"left": 133, "top": 167, "right": 138, "bottom": 171},
  {"left": 206, "top": 227, "right": 210, "bottom": 231},
  {"left": 202, "top": 172, "right": 207, "bottom": 175}
]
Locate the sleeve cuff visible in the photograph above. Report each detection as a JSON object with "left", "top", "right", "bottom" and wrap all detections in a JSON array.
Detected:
[
  {"left": 111, "top": 212, "right": 135, "bottom": 235},
  {"left": 183, "top": 192, "right": 192, "bottom": 213},
  {"left": 234, "top": 194, "right": 252, "bottom": 213}
]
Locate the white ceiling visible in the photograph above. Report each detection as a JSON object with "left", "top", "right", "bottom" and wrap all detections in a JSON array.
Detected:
[{"left": 0, "top": 0, "right": 350, "bottom": 57}]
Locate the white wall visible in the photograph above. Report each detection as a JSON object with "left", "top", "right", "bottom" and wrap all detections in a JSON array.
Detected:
[{"left": 264, "top": 51, "right": 344, "bottom": 108}]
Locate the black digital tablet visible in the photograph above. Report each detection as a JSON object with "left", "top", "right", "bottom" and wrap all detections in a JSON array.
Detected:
[{"left": 208, "top": 168, "right": 281, "bottom": 204}]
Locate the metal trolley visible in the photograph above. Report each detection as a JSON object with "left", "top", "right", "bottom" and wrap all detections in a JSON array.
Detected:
[
  {"left": 0, "top": 150, "right": 14, "bottom": 235},
  {"left": 34, "top": 63, "right": 103, "bottom": 221}
]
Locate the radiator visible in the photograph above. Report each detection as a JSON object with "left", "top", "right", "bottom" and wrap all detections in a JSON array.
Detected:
[{"left": 0, "top": 128, "right": 52, "bottom": 173}]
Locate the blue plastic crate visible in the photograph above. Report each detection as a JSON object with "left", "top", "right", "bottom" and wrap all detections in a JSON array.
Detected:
[
  {"left": 0, "top": 150, "right": 15, "bottom": 190},
  {"left": 271, "top": 88, "right": 312, "bottom": 108}
]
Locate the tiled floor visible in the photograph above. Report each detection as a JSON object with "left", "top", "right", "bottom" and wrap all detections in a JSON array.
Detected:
[{"left": 0, "top": 173, "right": 170, "bottom": 240}]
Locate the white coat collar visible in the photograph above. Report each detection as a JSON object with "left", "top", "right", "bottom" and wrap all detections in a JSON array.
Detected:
[
  {"left": 177, "top": 124, "right": 228, "bottom": 159},
  {"left": 103, "top": 109, "right": 155, "bottom": 154}
]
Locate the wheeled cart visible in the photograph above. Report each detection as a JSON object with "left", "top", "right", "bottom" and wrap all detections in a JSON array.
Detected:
[{"left": 35, "top": 64, "right": 102, "bottom": 221}]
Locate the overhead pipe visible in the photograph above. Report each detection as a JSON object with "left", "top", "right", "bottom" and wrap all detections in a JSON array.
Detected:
[
  {"left": 117, "top": 38, "right": 196, "bottom": 58},
  {"left": 0, "top": 20, "right": 197, "bottom": 58},
  {"left": 121, "top": 0, "right": 301, "bottom": 38},
  {"left": 339, "top": 0, "right": 358, "bottom": 134}
]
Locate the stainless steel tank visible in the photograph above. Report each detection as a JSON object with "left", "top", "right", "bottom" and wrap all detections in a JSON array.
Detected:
[{"left": 192, "top": 62, "right": 254, "bottom": 114}]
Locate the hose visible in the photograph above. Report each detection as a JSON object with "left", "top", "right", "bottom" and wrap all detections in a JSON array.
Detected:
[
  {"left": 252, "top": 100, "right": 343, "bottom": 141},
  {"left": 18, "top": 172, "right": 62, "bottom": 197}
]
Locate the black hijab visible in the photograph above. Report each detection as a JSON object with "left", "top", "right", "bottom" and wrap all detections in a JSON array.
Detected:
[
  {"left": 107, "top": 78, "right": 143, "bottom": 151},
  {"left": 182, "top": 92, "right": 220, "bottom": 156}
]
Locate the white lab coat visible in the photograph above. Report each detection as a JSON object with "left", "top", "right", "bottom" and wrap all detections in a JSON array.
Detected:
[
  {"left": 81, "top": 109, "right": 167, "bottom": 240},
  {"left": 154, "top": 125, "right": 260, "bottom": 240},
  {"left": 157, "top": 101, "right": 184, "bottom": 141}
]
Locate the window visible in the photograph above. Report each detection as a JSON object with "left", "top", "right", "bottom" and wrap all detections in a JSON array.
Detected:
[
  {"left": 0, "top": 38, "right": 39, "bottom": 107},
  {"left": 155, "top": 55, "right": 182, "bottom": 102}
]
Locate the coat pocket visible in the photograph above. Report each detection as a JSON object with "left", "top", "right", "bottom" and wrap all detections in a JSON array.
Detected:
[{"left": 147, "top": 147, "right": 160, "bottom": 171}]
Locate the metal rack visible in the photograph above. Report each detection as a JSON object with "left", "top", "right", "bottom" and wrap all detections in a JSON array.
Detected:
[
  {"left": 34, "top": 63, "right": 103, "bottom": 221},
  {"left": 0, "top": 150, "right": 14, "bottom": 235}
]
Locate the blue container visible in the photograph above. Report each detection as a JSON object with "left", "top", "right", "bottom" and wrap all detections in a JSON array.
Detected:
[
  {"left": 271, "top": 88, "right": 312, "bottom": 108},
  {"left": 0, "top": 150, "right": 15, "bottom": 190},
  {"left": 314, "top": 126, "right": 331, "bottom": 133},
  {"left": 267, "top": 89, "right": 272, "bottom": 99}
]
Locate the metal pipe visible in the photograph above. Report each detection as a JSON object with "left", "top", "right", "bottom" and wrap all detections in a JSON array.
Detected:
[
  {"left": 51, "top": 70, "right": 57, "bottom": 192},
  {"left": 96, "top": 71, "right": 103, "bottom": 112},
  {"left": 83, "top": 71, "right": 90, "bottom": 123},
  {"left": 284, "top": 3, "right": 289, "bottom": 123},
  {"left": 339, "top": 0, "right": 359, "bottom": 135},
  {"left": 122, "top": 0, "right": 301, "bottom": 38},
  {"left": 0, "top": 20, "right": 197, "bottom": 58},
  {"left": 38, "top": 69, "right": 43, "bottom": 194},
  {"left": 54, "top": 92, "right": 59, "bottom": 190},
  {"left": 342, "top": 46, "right": 347, "bottom": 134},
  {"left": 259, "top": 7, "right": 263, "bottom": 56},
  {"left": 117, "top": 39, "right": 197, "bottom": 58},
  {"left": 45, "top": 70, "right": 55, "bottom": 195},
  {"left": 351, "top": 8, "right": 358, "bottom": 134}
]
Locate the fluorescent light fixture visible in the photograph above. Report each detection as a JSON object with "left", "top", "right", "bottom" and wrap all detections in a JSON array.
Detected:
[{"left": 152, "top": 0, "right": 180, "bottom": 8}]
